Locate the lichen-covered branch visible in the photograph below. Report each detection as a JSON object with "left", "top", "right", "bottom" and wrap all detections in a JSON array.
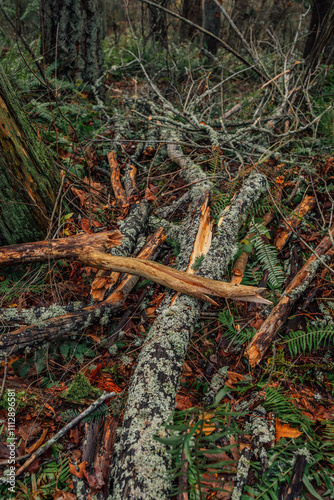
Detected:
[{"left": 109, "top": 172, "right": 267, "bottom": 499}]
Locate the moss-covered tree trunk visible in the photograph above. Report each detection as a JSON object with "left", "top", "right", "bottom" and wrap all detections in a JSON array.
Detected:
[
  {"left": 0, "top": 63, "right": 59, "bottom": 245},
  {"left": 202, "top": 0, "right": 221, "bottom": 54},
  {"left": 40, "top": 0, "right": 104, "bottom": 85}
]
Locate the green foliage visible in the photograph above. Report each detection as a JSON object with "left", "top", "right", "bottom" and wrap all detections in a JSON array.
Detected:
[
  {"left": 63, "top": 373, "right": 101, "bottom": 403},
  {"left": 211, "top": 192, "right": 231, "bottom": 223},
  {"left": 263, "top": 387, "right": 303, "bottom": 426},
  {"left": 281, "top": 321, "right": 334, "bottom": 357},
  {"left": 218, "top": 310, "right": 255, "bottom": 346},
  {"left": 166, "top": 236, "right": 181, "bottom": 257},
  {"left": 61, "top": 403, "right": 110, "bottom": 423},
  {"left": 191, "top": 254, "right": 205, "bottom": 271},
  {"left": 156, "top": 402, "right": 245, "bottom": 498},
  {"left": 249, "top": 221, "right": 285, "bottom": 290}
]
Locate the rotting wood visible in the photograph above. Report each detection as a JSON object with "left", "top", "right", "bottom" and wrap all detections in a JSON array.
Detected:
[
  {"left": 16, "top": 392, "right": 117, "bottom": 478},
  {"left": 108, "top": 170, "right": 267, "bottom": 500},
  {"left": 274, "top": 195, "right": 316, "bottom": 250},
  {"left": 246, "top": 226, "right": 334, "bottom": 367},
  {"left": 0, "top": 229, "right": 166, "bottom": 357}
]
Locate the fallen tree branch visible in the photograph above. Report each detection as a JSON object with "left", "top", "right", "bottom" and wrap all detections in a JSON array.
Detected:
[
  {"left": 0, "top": 229, "right": 166, "bottom": 357},
  {"left": 246, "top": 226, "right": 334, "bottom": 366},
  {"left": 109, "top": 170, "right": 267, "bottom": 499}
]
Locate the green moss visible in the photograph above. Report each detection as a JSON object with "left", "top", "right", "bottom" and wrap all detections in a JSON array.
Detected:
[{"left": 63, "top": 373, "right": 101, "bottom": 403}]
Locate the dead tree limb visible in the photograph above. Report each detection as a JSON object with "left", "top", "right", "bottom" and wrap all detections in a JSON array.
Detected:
[
  {"left": 108, "top": 170, "right": 267, "bottom": 500},
  {"left": 246, "top": 226, "right": 334, "bottom": 367},
  {"left": 0, "top": 229, "right": 166, "bottom": 357}
]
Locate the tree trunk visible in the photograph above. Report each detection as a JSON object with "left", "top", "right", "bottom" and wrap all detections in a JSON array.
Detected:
[
  {"left": 181, "top": 0, "right": 202, "bottom": 39},
  {"left": 303, "top": 0, "right": 334, "bottom": 60},
  {"left": 202, "top": 0, "right": 221, "bottom": 54},
  {"left": 40, "top": 0, "right": 104, "bottom": 85},
  {"left": 149, "top": 0, "right": 169, "bottom": 46},
  {"left": 0, "top": 63, "right": 59, "bottom": 245}
]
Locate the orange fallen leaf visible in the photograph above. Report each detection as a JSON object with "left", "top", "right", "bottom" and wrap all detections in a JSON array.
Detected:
[
  {"left": 275, "top": 420, "right": 301, "bottom": 442},
  {"left": 69, "top": 461, "right": 88, "bottom": 478}
]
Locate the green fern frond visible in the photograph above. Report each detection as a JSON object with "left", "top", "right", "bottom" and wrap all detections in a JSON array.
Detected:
[
  {"left": 263, "top": 387, "right": 301, "bottom": 424},
  {"left": 249, "top": 221, "right": 284, "bottom": 289},
  {"left": 282, "top": 322, "right": 334, "bottom": 357},
  {"left": 211, "top": 193, "right": 231, "bottom": 223},
  {"left": 241, "top": 263, "right": 263, "bottom": 286},
  {"left": 61, "top": 403, "right": 109, "bottom": 423},
  {"left": 218, "top": 310, "right": 255, "bottom": 346}
]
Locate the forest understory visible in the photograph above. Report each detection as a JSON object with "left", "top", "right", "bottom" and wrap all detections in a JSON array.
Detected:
[{"left": 0, "top": 2, "right": 334, "bottom": 499}]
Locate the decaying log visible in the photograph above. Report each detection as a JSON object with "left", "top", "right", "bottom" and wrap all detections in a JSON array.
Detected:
[
  {"left": 274, "top": 195, "right": 316, "bottom": 250},
  {"left": 279, "top": 451, "right": 307, "bottom": 500},
  {"left": 0, "top": 229, "right": 166, "bottom": 357},
  {"left": 109, "top": 170, "right": 267, "bottom": 499},
  {"left": 246, "top": 226, "right": 334, "bottom": 366}
]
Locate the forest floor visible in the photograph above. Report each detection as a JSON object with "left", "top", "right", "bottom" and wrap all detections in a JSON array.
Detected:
[{"left": 1, "top": 34, "right": 334, "bottom": 499}]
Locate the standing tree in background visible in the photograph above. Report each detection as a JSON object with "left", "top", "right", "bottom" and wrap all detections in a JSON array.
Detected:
[
  {"left": 40, "top": 0, "right": 104, "bottom": 85},
  {"left": 303, "top": 0, "right": 334, "bottom": 62},
  {"left": 148, "top": 0, "right": 169, "bottom": 46},
  {"left": 202, "top": 0, "right": 221, "bottom": 54},
  {"left": 181, "top": 0, "right": 202, "bottom": 39},
  {"left": 0, "top": 64, "right": 59, "bottom": 245}
]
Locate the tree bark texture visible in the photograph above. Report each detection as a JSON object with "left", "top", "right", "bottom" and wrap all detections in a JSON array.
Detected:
[
  {"left": 202, "top": 0, "right": 221, "bottom": 54},
  {"left": 40, "top": 0, "right": 104, "bottom": 84},
  {"left": 108, "top": 166, "right": 267, "bottom": 499},
  {"left": 0, "top": 63, "right": 59, "bottom": 245},
  {"left": 148, "top": 0, "right": 169, "bottom": 46}
]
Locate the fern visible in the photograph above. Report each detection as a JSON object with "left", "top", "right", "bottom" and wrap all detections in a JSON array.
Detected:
[
  {"left": 282, "top": 321, "right": 334, "bottom": 357},
  {"left": 249, "top": 221, "right": 284, "bottom": 289},
  {"left": 241, "top": 262, "right": 263, "bottom": 286},
  {"left": 263, "top": 388, "right": 302, "bottom": 426},
  {"left": 61, "top": 402, "right": 109, "bottom": 423},
  {"left": 218, "top": 310, "right": 255, "bottom": 346}
]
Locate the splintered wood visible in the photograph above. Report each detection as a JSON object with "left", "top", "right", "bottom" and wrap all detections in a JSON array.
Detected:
[{"left": 0, "top": 230, "right": 271, "bottom": 305}]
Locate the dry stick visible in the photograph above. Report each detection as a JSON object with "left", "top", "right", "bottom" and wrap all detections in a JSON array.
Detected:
[
  {"left": 15, "top": 392, "right": 117, "bottom": 478},
  {"left": 246, "top": 226, "right": 334, "bottom": 367},
  {"left": 109, "top": 171, "right": 267, "bottom": 499},
  {"left": 0, "top": 228, "right": 166, "bottom": 357},
  {"left": 137, "top": 0, "right": 266, "bottom": 80}
]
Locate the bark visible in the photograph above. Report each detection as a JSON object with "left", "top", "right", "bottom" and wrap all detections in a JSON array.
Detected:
[
  {"left": 246, "top": 226, "right": 334, "bottom": 366},
  {"left": 0, "top": 63, "right": 59, "bottom": 245},
  {"left": 202, "top": 0, "right": 221, "bottom": 54},
  {"left": 148, "top": 0, "right": 169, "bottom": 46},
  {"left": 40, "top": 0, "right": 104, "bottom": 85},
  {"left": 108, "top": 170, "right": 267, "bottom": 500}
]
